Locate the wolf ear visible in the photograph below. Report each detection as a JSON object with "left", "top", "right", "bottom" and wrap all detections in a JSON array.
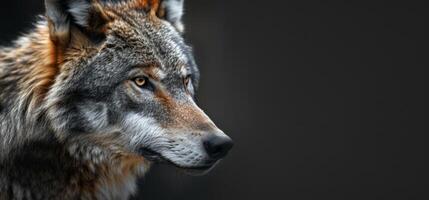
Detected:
[
  {"left": 45, "top": 0, "right": 111, "bottom": 46},
  {"left": 159, "top": 0, "right": 185, "bottom": 32}
]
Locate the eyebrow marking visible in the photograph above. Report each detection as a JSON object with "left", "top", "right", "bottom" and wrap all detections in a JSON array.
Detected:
[
  {"left": 180, "top": 65, "right": 188, "bottom": 77},
  {"left": 142, "top": 66, "right": 166, "bottom": 81},
  {"left": 153, "top": 67, "right": 166, "bottom": 79}
]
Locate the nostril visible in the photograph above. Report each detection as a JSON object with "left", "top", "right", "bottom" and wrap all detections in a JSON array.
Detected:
[{"left": 203, "top": 135, "right": 234, "bottom": 159}]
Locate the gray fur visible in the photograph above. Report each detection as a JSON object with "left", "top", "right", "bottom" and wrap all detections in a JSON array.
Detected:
[
  {"left": 0, "top": 0, "right": 231, "bottom": 199},
  {"left": 162, "top": 0, "right": 185, "bottom": 32}
]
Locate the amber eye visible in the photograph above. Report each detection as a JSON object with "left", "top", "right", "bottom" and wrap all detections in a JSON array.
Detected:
[
  {"left": 134, "top": 77, "right": 147, "bottom": 87},
  {"left": 184, "top": 76, "right": 191, "bottom": 87}
]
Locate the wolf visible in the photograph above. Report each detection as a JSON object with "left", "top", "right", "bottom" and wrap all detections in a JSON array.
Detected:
[{"left": 0, "top": 0, "right": 233, "bottom": 199}]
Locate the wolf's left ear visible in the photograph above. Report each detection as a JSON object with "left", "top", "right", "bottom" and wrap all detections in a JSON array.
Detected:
[
  {"left": 45, "top": 0, "right": 111, "bottom": 47},
  {"left": 158, "top": 0, "right": 185, "bottom": 32}
]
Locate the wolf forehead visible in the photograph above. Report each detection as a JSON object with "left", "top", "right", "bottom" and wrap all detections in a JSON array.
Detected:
[
  {"left": 106, "top": 13, "right": 196, "bottom": 72},
  {"left": 61, "top": 8, "right": 200, "bottom": 92},
  {"left": 96, "top": 11, "right": 196, "bottom": 74}
]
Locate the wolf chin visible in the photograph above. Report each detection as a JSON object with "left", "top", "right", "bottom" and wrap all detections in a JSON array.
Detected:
[{"left": 0, "top": 0, "right": 233, "bottom": 199}]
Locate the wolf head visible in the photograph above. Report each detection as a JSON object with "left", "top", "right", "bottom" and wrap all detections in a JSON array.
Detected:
[{"left": 43, "top": 0, "right": 232, "bottom": 174}]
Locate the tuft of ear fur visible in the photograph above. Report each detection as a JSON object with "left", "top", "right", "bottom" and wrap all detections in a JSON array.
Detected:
[
  {"left": 135, "top": 0, "right": 185, "bottom": 32},
  {"left": 45, "top": 0, "right": 111, "bottom": 48},
  {"left": 68, "top": 0, "right": 92, "bottom": 27},
  {"left": 45, "top": 0, "right": 71, "bottom": 47},
  {"left": 160, "top": 0, "right": 185, "bottom": 32}
]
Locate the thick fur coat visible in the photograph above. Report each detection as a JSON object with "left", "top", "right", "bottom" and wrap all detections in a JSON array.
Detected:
[{"left": 0, "top": 0, "right": 233, "bottom": 199}]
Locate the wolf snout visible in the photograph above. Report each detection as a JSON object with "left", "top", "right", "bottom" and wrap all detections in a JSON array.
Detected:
[{"left": 202, "top": 134, "right": 234, "bottom": 159}]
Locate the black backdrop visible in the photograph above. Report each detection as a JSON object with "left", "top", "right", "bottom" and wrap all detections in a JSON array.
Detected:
[{"left": 0, "top": 1, "right": 427, "bottom": 200}]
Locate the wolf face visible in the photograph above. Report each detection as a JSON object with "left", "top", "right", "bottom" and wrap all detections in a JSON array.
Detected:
[{"left": 44, "top": 0, "right": 233, "bottom": 174}]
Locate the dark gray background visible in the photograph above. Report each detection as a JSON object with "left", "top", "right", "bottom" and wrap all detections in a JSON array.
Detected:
[{"left": 0, "top": 0, "right": 427, "bottom": 199}]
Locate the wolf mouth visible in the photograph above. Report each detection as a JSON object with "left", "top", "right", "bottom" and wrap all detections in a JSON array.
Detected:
[{"left": 138, "top": 147, "right": 214, "bottom": 171}]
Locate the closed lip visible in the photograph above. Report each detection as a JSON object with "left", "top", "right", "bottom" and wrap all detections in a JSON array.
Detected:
[{"left": 138, "top": 147, "right": 215, "bottom": 171}]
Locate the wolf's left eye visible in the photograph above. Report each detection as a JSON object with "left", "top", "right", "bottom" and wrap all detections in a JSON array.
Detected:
[
  {"left": 184, "top": 75, "right": 194, "bottom": 94},
  {"left": 184, "top": 76, "right": 191, "bottom": 87}
]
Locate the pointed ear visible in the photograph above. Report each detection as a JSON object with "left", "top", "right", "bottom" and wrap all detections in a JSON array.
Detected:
[
  {"left": 45, "top": 0, "right": 111, "bottom": 47},
  {"left": 159, "top": 0, "right": 185, "bottom": 32}
]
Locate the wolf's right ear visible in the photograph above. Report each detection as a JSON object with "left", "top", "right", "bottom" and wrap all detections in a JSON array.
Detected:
[{"left": 45, "top": 0, "right": 111, "bottom": 47}]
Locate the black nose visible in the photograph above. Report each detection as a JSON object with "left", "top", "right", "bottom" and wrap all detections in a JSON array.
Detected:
[{"left": 203, "top": 135, "right": 234, "bottom": 159}]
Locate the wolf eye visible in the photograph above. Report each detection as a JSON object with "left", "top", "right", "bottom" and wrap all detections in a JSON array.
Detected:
[
  {"left": 133, "top": 77, "right": 155, "bottom": 91},
  {"left": 184, "top": 76, "right": 191, "bottom": 87},
  {"left": 184, "top": 75, "right": 194, "bottom": 94},
  {"left": 134, "top": 77, "right": 147, "bottom": 87}
]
